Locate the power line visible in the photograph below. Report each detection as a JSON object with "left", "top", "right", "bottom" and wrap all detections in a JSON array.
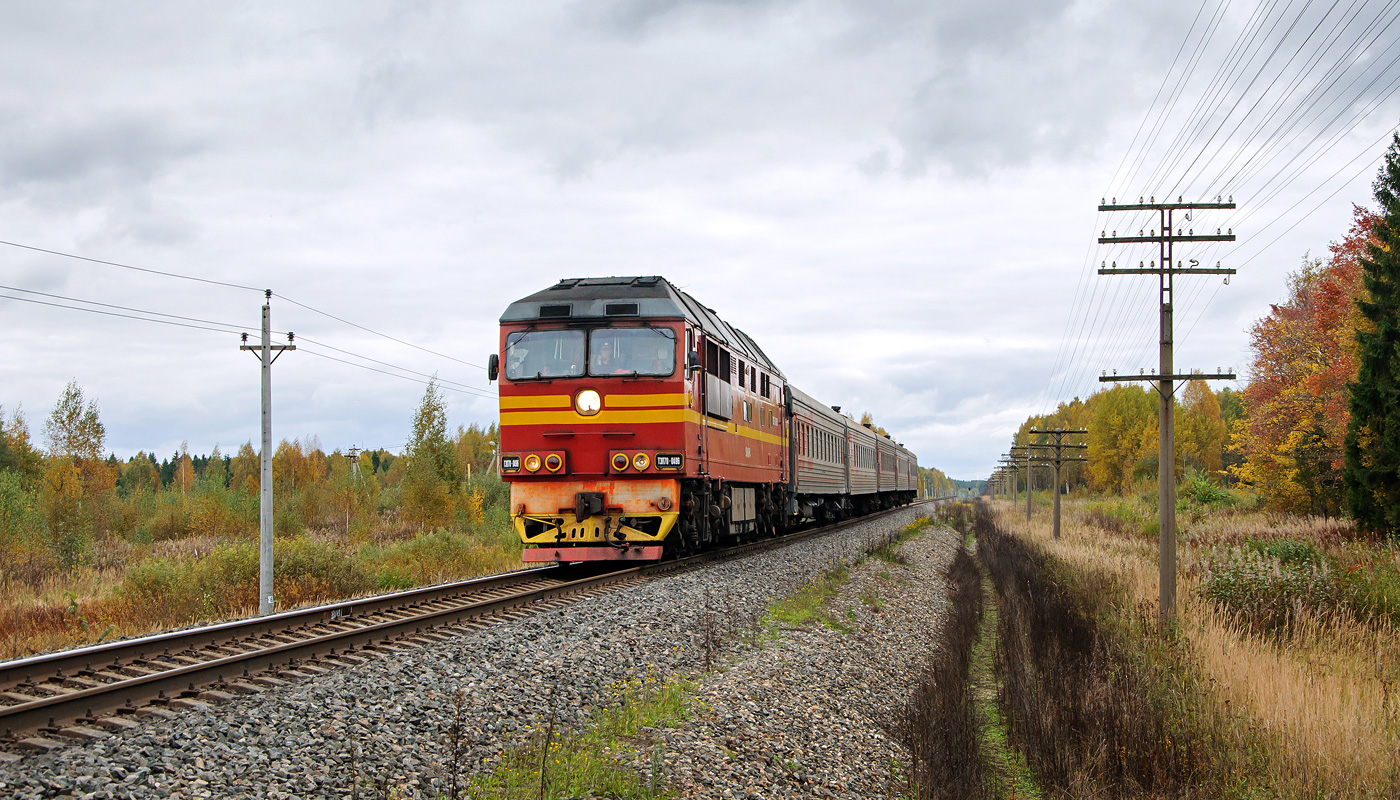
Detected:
[
  {"left": 0, "top": 239, "right": 263, "bottom": 293},
  {"left": 298, "top": 346, "right": 496, "bottom": 399},
  {"left": 0, "top": 283, "right": 258, "bottom": 333},
  {"left": 296, "top": 335, "right": 496, "bottom": 398},
  {"left": 0, "top": 236, "right": 491, "bottom": 376},
  {"left": 0, "top": 292, "right": 246, "bottom": 335},
  {"left": 273, "top": 293, "right": 489, "bottom": 372}
]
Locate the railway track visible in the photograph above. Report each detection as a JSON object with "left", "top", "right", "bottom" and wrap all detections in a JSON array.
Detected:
[{"left": 0, "top": 499, "right": 938, "bottom": 757}]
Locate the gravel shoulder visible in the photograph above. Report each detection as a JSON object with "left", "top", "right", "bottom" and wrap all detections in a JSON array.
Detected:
[
  {"left": 0, "top": 508, "right": 952, "bottom": 799},
  {"left": 660, "top": 522, "right": 961, "bottom": 798}
]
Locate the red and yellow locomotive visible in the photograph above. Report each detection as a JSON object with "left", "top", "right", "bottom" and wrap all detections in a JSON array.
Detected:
[{"left": 489, "top": 277, "right": 918, "bottom": 563}]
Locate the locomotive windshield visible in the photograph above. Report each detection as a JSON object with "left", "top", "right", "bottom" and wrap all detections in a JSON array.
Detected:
[
  {"left": 590, "top": 328, "right": 675, "bottom": 376},
  {"left": 504, "top": 330, "right": 585, "bottom": 380},
  {"left": 504, "top": 327, "right": 675, "bottom": 380}
]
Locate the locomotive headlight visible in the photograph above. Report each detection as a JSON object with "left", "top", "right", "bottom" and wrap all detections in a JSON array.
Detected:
[
  {"left": 632, "top": 453, "right": 650, "bottom": 471},
  {"left": 612, "top": 453, "right": 630, "bottom": 471},
  {"left": 524, "top": 454, "right": 542, "bottom": 472},
  {"left": 575, "top": 389, "right": 602, "bottom": 416},
  {"left": 544, "top": 453, "right": 563, "bottom": 472}
]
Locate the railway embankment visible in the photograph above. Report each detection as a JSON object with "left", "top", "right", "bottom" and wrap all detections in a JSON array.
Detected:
[
  {"left": 654, "top": 516, "right": 960, "bottom": 798},
  {"left": 0, "top": 506, "right": 943, "bottom": 799}
]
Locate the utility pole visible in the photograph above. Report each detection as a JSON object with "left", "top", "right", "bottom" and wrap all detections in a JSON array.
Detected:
[
  {"left": 1007, "top": 445, "right": 1033, "bottom": 520},
  {"left": 1098, "top": 196, "right": 1236, "bottom": 627},
  {"left": 347, "top": 445, "right": 361, "bottom": 480},
  {"left": 1028, "top": 429, "right": 1088, "bottom": 540},
  {"left": 240, "top": 290, "right": 295, "bottom": 617},
  {"left": 1000, "top": 451, "right": 1026, "bottom": 508}
]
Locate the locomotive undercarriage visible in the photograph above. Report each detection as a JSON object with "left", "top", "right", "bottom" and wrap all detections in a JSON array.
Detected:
[{"left": 668, "top": 479, "right": 784, "bottom": 557}]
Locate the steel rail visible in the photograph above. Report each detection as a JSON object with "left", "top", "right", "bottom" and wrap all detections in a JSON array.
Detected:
[
  {"left": 0, "top": 566, "right": 563, "bottom": 691},
  {"left": 1, "top": 498, "right": 936, "bottom": 747}
]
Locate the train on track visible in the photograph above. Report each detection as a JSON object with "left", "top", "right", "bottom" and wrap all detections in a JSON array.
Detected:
[{"left": 488, "top": 276, "right": 919, "bottom": 563}]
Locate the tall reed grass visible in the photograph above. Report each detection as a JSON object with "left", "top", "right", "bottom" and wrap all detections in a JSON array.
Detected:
[{"left": 996, "top": 498, "right": 1400, "bottom": 798}]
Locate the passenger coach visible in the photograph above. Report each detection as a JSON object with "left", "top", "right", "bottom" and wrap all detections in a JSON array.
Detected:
[{"left": 489, "top": 277, "right": 918, "bottom": 563}]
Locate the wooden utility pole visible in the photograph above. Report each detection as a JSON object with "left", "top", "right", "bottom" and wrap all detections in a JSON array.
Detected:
[
  {"left": 240, "top": 290, "right": 295, "bottom": 617},
  {"left": 1007, "top": 446, "right": 1034, "bottom": 520},
  {"left": 999, "top": 454, "right": 1021, "bottom": 505},
  {"left": 1028, "top": 429, "right": 1088, "bottom": 540},
  {"left": 1098, "top": 197, "right": 1236, "bottom": 627}
]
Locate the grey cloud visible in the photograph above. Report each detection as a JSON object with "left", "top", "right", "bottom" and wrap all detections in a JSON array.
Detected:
[{"left": 2, "top": 116, "right": 201, "bottom": 186}]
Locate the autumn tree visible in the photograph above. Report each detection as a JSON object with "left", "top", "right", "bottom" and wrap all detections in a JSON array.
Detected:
[
  {"left": 453, "top": 422, "right": 498, "bottom": 480},
  {"left": 1087, "top": 386, "right": 1157, "bottom": 494},
  {"left": 1345, "top": 136, "right": 1400, "bottom": 537},
  {"left": 173, "top": 442, "right": 196, "bottom": 493},
  {"left": 43, "top": 380, "right": 115, "bottom": 495},
  {"left": 403, "top": 379, "right": 459, "bottom": 529},
  {"left": 1236, "top": 208, "right": 1375, "bottom": 515},
  {"left": 1178, "top": 380, "right": 1226, "bottom": 477},
  {"left": 120, "top": 453, "right": 162, "bottom": 495},
  {"left": 859, "top": 412, "right": 890, "bottom": 437},
  {"left": 230, "top": 441, "right": 259, "bottom": 494}
]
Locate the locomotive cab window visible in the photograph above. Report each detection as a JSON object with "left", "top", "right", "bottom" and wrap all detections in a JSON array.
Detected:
[
  {"left": 504, "top": 330, "right": 585, "bottom": 380},
  {"left": 589, "top": 328, "right": 676, "bottom": 376}
]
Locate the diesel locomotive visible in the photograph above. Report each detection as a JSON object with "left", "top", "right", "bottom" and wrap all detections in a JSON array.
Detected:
[{"left": 488, "top": 276, "right": 919, "bottom": 563}]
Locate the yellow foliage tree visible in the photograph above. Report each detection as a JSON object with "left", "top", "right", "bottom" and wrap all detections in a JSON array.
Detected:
[
  {"left": 231, "top": 441, "right": 259, "bottom": 494},
  {"left": 1088, "top": 386, "right": 1157, "bottom": 494},
  {"left": 1179, "top": 381, "right": 1226, "bottom": 477}
]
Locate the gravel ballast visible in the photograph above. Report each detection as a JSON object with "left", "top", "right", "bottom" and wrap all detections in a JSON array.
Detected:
[{"left": 0, "top": 507, "right": 956, "bottom": 799}]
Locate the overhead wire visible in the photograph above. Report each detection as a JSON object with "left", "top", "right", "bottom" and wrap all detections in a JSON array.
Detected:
[
  {"left": 295, "top": 335, "right": 497, "bottom": 399},
  {"left": 0, "top": 239, "right": 264, "bottom": 293},
  {"left": 0, "top": 292, "right": 251, "bottom": 336},
  {"left": 0, "top": 235, "right": 497, "bottom": 394},
  {"left": 0, "top": 284, "right": 259, "bottom": 333},
  {"left": 1048, "top": 0, "right": 1400, "bottom": 408},
  {"left": 298, "top": 347, "right": 496, "bottom": 399},
  {"left": 272, "top": 293, "right": 488, "bottom": 372}
]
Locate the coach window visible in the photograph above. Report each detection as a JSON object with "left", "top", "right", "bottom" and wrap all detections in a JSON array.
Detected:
[
  {"left": 590, "top": 328, "right": 676, "bottom": 376},
  {"left": 504, "top": 330, "right": 585, "bottom": 380}
]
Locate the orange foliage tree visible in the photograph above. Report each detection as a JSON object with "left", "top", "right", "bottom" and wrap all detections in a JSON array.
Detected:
[{"left": 1233, "top": 206, "right": 1375, "bottom": 515}]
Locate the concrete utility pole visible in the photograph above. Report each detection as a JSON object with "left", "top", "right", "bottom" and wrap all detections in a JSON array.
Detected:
[
  {"left": 1028, "top": 429, "right": 1088, "bottom": 540},
  {"left": 1098, "top": 197, "right": 1236, "bottom": 627},
  {"left": 240, "top": 290, "right": 295, "bottom": 617}
]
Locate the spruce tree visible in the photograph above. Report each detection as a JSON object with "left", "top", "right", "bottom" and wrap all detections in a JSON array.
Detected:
[{"left": 1344, "top": 133, "right": 1400, "bottom": 538}]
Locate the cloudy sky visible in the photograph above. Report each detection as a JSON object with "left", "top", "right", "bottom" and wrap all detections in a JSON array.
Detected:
[{"left": 1, "top": 1, "right": 1397, "bottom": 480}]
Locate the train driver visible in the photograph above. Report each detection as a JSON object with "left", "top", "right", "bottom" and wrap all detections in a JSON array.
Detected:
[{"left": 593, "top": 341, "right": 630, "bottom": 375}]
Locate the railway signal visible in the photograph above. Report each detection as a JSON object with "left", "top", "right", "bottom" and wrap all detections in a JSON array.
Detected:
[
  {"left": 1097, "top": 197, "right": 1237, "bottom": 628},
  {"left": 239, "top": 290, "right": 295, "bottom": 616}
]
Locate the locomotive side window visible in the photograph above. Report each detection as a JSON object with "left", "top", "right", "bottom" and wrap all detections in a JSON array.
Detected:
[
  {"left": 589, "top": 328, "right": 676, "bottom": 376},
  {"left": 505, "top": 330, "right": 585, "bottom": 380},
  {"left": 705, "top": 341, "right": 732, "bottom": 382}
]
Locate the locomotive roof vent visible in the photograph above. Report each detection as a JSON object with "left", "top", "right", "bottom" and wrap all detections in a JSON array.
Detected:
[
  {"left": 539, "top": 304, "right": 572, "bottom": 318},
  {"left": 605, "top": 302, "right": 639, "bottom": 316},
  {"left": 550, "top": 279, "right": 582, "bottom": 290}
]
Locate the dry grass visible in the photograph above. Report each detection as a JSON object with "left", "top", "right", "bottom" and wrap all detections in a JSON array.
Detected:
[
  {"left": 995, "top": 499, "right": 1400, "bottom": 798},
  {"left": 0, "top": 523, "right": 523, "bottom": 660}
]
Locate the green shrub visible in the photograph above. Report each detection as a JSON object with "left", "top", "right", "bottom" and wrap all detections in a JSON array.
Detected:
[
  {"left": 1181, "top": 471, "right": 1235, "bottom": 508},
  {"left": 1247, "top": 537, "right": 1321, "bottom": 566},
  {"left": 1200, "top": 545, "right": 1338, "bottom": 634},
  {"left": 1334, "top": 546, "right": 1400, "bottom": 629}
]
